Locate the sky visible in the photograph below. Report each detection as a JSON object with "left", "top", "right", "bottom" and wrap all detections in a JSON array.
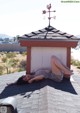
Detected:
[{"left": 0, "top": 0, "right": 80, "bottom": 37}]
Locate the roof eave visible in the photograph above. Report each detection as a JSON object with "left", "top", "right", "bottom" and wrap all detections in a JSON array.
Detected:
[{"left": 20, "top": 40, "right": 78, "bottom": 48}]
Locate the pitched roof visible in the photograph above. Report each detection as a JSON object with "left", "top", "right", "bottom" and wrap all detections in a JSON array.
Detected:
[
  {"left": 0, "top": 69, "right": 80, "bottom": 113},
  {"left": 19, "top": 26, "right": 78, "bottom": 40}
]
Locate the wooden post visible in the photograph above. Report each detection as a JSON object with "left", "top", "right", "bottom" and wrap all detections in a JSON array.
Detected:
[
  {"left": 26, "top": 47, "right": 31, "bottom": 74},
  {"left": 67, "top": 47, "right": 71, "bottom": 69}
]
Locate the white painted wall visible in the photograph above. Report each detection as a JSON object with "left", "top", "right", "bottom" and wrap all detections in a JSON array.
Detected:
[{"left": 31, "top": 47, "right": 67, "bottom": 72}]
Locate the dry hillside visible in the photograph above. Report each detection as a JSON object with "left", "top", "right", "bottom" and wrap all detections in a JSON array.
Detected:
[{"left": 0, "top": 52, "right": 26, "bottom": 75}]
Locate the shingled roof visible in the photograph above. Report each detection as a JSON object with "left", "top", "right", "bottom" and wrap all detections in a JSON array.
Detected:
[
  {"left": 0, "top": 68, "right": 80, "bottom": 113},
  {"left": 19, "top": 26, "right": 77, "bottom": 40}
]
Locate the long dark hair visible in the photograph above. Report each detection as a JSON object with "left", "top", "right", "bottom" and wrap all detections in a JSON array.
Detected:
[{"left": 16, "top": 76, "right": 28, "bottom": 85}]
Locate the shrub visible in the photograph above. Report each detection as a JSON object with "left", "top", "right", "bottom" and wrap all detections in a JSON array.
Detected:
[
  {"left": 22, "top": 52, "right": 27, "bottom": 56},
  {"left": 0, "top": 66, "right": 4, "bottom": 75},
  {"left": 18, "top": 68, "right": 25, "bottom": 72},
  {"left": 2, "top": 57, "right": 7, "bottom": 62},
  {"left": 6, "top": 52, "right": 16, "bottom": 58},
  {"left": 0, "top": 52, "right": 26, "bottom": 74},
  {"left": 9, "top": 59, "right": 19, "bottom": 67},
  {"left": 77, "top": 66, "right": 80, "bottom": 69},
  {"left": 71, "top": 58, "right": 80, "bottom": 69},
  {"left": 19, "top": 60, "right": 26, "bottom": 70}
]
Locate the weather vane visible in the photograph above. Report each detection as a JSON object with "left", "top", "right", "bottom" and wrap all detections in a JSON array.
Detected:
[{"left": 42, "top": 4, "right": 56, "bottom": 27}]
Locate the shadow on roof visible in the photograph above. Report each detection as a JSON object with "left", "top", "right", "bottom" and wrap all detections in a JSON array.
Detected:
[
  {"left": 46, "top": 78, "right": 77, "bottom": 94},
  {"left": 0, "top": 78, "right": 77, "bottom": 99}
]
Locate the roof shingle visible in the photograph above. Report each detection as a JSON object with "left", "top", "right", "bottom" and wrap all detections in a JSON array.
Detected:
[
  {"left": 0, "top": 70, "right": 80, "bottom": 113},
  {"left": 19, "top": 26, "right": 78, "bottom": 41}
]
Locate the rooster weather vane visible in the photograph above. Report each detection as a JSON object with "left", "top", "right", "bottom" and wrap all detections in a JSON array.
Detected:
[{"left": 42, "top": 4, "right": 56, "bottom": 27}]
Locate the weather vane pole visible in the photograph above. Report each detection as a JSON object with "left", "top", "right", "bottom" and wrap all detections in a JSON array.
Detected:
[{"left": 42, "top": 4, "right": 56, "bottom": 27}]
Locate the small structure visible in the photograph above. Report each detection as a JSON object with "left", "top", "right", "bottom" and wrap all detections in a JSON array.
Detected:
[{"left": 19, "top": 4, "right": 78, "bottom": 74}]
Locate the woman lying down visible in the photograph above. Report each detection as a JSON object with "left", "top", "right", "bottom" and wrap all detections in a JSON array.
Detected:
[{"left": 7, "top": 56, "right": 73, "bottom": 85}]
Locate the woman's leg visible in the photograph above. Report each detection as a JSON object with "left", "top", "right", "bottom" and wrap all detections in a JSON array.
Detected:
[{"left": 51, "top": 56, "right": 72, "bottom": 76}]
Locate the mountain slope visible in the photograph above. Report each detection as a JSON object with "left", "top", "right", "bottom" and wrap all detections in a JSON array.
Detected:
[{"left": 0, "top": 34, "right": 13, "bottom": 39}]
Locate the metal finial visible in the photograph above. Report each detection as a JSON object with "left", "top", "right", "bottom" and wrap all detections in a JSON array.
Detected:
[{"left": 42, "top": 4, "right": 56, "bottom": 27}]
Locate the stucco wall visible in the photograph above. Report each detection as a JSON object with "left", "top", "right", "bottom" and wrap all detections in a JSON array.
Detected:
[{"left": 31, "top": 47, "right": 67, "bottom": 72}]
